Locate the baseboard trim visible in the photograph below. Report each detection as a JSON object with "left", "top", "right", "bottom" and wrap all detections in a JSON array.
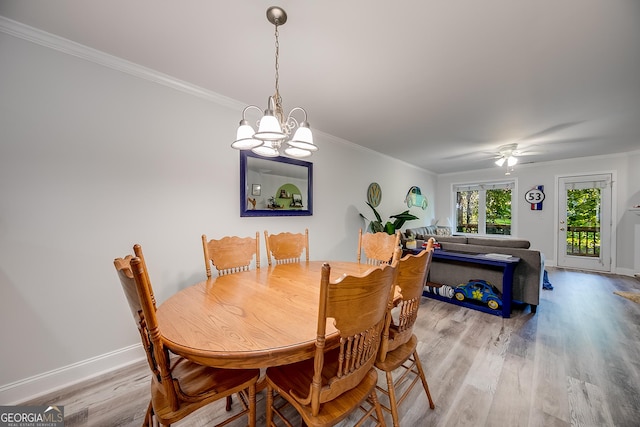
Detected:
[
  {"left": 0, "top": 344, "right": 145, "bottom": 405},
  {"left": 615, "top": 267, "right": 637, "bottom": 277}
]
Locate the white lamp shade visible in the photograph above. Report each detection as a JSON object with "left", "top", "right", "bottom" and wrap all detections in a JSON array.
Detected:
[
  {"left": 495, "top": 157, "right": 506, "bottom": 167},
  {"left": 284, "top": 146, "right": 312, "bottom": 158},
  {"left": 254, "top": 114, "right": 286, "bottom": 141},
  {"left": 251, "top": 141, "right": 280, "bottom": 157},
  {"left": 231, "top": 123, "right": 262, "bottom": 149},
  {"left": 507, "top": 156, "right": 518, "bottom": 166},
  {"left": 287, "top": 125, "right": 318, "bottom": 151}
]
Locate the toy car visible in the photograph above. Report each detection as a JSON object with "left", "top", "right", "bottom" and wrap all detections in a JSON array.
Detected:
[
  {"left": 453, "top": 280, "right": 502, "bottom": 310},
  {"left": 405, "top": 186, "right": 428, "bottom": 209}
]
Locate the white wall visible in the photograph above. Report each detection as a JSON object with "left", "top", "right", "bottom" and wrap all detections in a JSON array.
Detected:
[
  {"left": 435, "top": 152, "right": 640, "bottom": 272},
  {"left": 0, "top": 27, "right": 436, "bottom": 402}
]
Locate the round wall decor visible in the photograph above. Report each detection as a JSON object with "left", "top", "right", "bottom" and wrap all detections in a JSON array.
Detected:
[{"left": 367, "top": 182, "right": 382, "bottom": 207}]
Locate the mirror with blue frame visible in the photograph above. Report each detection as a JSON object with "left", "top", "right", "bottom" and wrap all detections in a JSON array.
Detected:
[{"left": 240, "top": 151, "right": 313, "bottom": 217}]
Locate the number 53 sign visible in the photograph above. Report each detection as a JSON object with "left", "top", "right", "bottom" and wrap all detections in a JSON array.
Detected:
[{"left": 525, "top": 185, "right": 545, "bottom": 210}]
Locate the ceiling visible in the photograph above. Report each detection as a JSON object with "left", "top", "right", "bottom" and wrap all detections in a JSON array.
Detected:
[{"left": 1, "top": 0, "right": 639, "bottom": 174}]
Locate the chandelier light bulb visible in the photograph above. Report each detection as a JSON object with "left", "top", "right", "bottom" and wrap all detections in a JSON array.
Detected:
[
  {"left": 284, "top": 146, "right": 312, "bottom": 158},
  {"left": 288, "top": 122, "right": 318, "bottom": 151},
  {"left": 231, "top": 120, "right": 262, "bottom": 150},
  {"left": 251, "top": 140, "right": 280, "bottom": 157},
  {"left": 254, "top": 111, "right": 286, "bottom": 141}
]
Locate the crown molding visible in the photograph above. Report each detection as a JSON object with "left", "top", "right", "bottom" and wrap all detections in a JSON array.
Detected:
[{"left": 0, "top": 15, "right": 244, "bottom": 110}]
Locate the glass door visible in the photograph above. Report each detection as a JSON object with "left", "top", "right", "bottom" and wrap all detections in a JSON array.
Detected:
[{"left": 557, "top": 174, "right": 612, "bottom": 271}]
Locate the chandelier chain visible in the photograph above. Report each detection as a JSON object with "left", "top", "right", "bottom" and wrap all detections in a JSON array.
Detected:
[{"left": 273, "top": 24, "right": 284, "bottom": 123}]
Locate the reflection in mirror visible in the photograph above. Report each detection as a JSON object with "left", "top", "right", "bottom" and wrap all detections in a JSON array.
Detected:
[{"left": 240, "top": 151, "right": 313, "bottom": 217}]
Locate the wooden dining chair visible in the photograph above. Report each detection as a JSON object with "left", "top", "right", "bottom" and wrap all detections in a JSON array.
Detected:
[
  {"left": 375, "top": 239, "right": 436, "bottom": 427},
  {"left": 114, "top": 244, "right": 260, "bottom": 427},
  {"left": 264, "top": 228, "right": 309, "bottom": 265},
  {"left": 264, "top": 261, "right": 398, "bottom": 427},
  {"left": 202, "top": 232, "right": 260, "bottom": 277},
  {"left": 357, "top": 228, "right": 401, "bottom": 265}
]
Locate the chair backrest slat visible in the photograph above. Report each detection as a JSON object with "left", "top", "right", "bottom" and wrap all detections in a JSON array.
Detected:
[
  {"left": 202, "top": 232, "right": 260, "bottom": 277},
  {"left": 357, "top": 229, "right": 401, "bottom": 265},
  {"left": 264, "top": 229, "right": 309, "bottom": 265}
]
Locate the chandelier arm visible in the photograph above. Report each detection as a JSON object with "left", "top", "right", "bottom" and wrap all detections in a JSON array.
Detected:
[
  {"left": 242, "top": 104, "right": 266, "bottom": 130},
  {"left": 287, "top": 107, "right": 308, "bottom": 122},
  {"left": 283, "top": 107, "right": 309, "bottom": 135},
  {"left": 242, "top": 105, "right": 263, "bottom": 119},
  {"left": 283, "top": 116, "right": 299, "bottom": 136}
]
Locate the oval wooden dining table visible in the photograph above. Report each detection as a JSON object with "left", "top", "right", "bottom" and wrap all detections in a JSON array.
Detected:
[{"left": 156, "top": 261, "right": 384, "bottom": 369}]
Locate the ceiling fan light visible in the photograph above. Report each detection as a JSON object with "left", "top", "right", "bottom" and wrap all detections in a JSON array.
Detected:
[
  {"left": 507, "top": 155, "right": 518, "bottom": 166},
  {"left": 495, "top": 157, "right": 506, "bottom": 167}
]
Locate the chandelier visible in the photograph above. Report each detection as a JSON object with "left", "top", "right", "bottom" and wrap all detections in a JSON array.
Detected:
[{"left": 231, "top": 6, "right": 317, "bottom": 158}]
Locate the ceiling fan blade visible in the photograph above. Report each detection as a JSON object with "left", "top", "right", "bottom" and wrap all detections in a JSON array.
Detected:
[
  {"left": 518, "top": 121, "right": 586, "bottom": 141},
  {"left": 441, "top": 150, "right": 495, "bottom": 161},
  {"left": 514, "top": 150, "right": 544, "bottom": 156}
]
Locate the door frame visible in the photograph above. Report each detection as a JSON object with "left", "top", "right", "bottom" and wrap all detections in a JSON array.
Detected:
[{"left": 554, "top": 171, "right": 617, "bottom": 272}]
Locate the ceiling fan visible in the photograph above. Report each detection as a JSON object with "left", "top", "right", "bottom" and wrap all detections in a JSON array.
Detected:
[
  {"left": 493, "top": 143, "right": 541, "bottom": 175},
  {"left": 442, "top": 122, "right": 589, "bottom": 167}
]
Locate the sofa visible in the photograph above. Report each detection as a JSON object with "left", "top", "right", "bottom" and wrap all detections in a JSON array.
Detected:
[{"left": 403, "top": 226, "right": 544, "bottom": 312}]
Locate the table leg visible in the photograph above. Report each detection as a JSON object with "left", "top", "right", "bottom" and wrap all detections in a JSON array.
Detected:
[{"left": 501, "top": 264, "right": 516, "bottom": 318}]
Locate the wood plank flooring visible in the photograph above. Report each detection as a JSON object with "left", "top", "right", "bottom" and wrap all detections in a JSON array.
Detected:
[{"left": 23, "top": 268, "right": 640, "bottom": 426}]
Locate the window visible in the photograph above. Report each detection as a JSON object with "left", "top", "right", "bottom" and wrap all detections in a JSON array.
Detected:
[{"left": 454, "top": 181, "right": 515, "bottom": 235}]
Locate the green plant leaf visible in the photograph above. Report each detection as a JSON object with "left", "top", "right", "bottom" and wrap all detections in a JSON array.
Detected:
[
  {"left": 360, "top": 203, "right": 419, "bottom": 235},
  {"left": 366, "top": 202, "right": 383, "bottom": 222},
  {"left": 390, "top": 210, "right": 419, "bottom": 230},
  {"left": 384, "top": 222, "right": 395, "bottom": 235}
]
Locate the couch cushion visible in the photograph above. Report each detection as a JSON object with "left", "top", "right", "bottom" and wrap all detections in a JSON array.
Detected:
[
  {"left": 434, "top": 235, "right": 468, "bottom": 244},
  {"left": 405, "top": 226, "right": 437, "bottom": 238},
  {"left": 405, "top": 226, "right": 468, "bottom": 244},
  {"left": 466, "top": 237, "right": 530, "bottom": 249}
]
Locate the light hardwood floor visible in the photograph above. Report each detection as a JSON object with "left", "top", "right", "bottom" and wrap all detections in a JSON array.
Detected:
[{"left": 23, "top": 268, "right": 640, "bottom": 426}]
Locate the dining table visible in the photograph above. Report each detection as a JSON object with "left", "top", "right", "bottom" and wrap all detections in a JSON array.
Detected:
[{"left": 156, "top": 260, "right": 388, "bottom": 369}]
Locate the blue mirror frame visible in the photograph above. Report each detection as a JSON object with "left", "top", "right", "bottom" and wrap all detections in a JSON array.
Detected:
[{"left": 240, "top": 151, "right": 313, "bottom": 217}]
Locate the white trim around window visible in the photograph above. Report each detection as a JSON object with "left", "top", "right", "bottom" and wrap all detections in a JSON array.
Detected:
[{"left": 452, "top": 179, "right": 518, "bottom": 237}]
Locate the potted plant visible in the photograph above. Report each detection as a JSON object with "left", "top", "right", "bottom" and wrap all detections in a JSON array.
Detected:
[{"left": 359, "top": 202, "right": 419, "bottom": 235}]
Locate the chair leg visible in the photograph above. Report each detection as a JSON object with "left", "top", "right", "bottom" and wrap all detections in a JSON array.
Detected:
[
  {"left": 385, "top": 370, "right": 400, "bottom": 427},
  {"left": 266, "top": 385, "right": 274, "bottom": 427},
  {"left": 143, "top": 401, "right": 153, "bottom": 427},
  {"left": 413, "top": 350, "right": 435, "bottom": 409},
  {"left": 226, "top": 395, "right": 232, "bottom": 411},
  {"left": 370, "top": 390, "right": 387, "bottom": 427},
  {"left": 248, "top": 384, "right": 257, "bottom": 427}
]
